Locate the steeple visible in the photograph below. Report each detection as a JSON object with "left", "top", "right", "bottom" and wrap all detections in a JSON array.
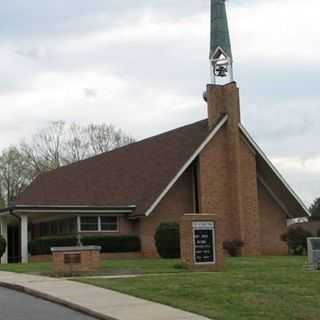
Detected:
[{"left": 209, "top": 0, "right": 233, "bottom": 84}]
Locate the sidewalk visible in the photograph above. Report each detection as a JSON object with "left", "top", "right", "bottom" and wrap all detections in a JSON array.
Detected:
[{"left": 0, "top": 271, "right": 210, "bottom": 320}]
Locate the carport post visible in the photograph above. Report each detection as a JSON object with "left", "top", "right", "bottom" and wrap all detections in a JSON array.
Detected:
[
  {"left": 21, "top": 215, "right": 28, "bottom": 263},
  {"left": 0, "top": 216, "right": 8, "bottom": 264}
]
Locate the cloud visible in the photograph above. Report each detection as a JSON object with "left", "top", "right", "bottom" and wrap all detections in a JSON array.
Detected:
[
  {"left": 0, "top": 0, "right": 319, "bottom": 204},
  {"left": 83, "top": 88, "right": 97, "bottom": 99}
]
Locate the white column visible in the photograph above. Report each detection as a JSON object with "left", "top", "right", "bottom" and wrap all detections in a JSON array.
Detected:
[
  {"left": 21, "top": 215, "right": 29, "bottom": 263},
  {"left": 0, "top": 217, "right": 8, "bottom": 264}
]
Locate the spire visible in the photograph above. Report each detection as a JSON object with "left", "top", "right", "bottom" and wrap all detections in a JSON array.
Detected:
[{"left": 209, "top": 0, "right": 233, "bottom": 84}]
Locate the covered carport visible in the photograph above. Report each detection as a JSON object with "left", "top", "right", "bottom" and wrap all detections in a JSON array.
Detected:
[{"left": 0, "top": 205, "right": 136, "bottom": 264}]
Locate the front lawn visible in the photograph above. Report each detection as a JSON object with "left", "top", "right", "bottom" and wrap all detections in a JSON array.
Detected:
[
  {"left": 77, "top": 256, "right": 320, "bottom": 320},
  {"left": 0, "top": 261, "right": 52, "bottom": 274},
  {"left": 0, "top": 258, "right": 184, "bottom": 275}
]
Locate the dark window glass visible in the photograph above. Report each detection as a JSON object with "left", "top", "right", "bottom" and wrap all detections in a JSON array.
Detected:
[
  {"left": 101, "top": 216, "right": 118, "bottom": 231},
  {"left": 80, "top": 216, "right": 99, "bottom": 231}
]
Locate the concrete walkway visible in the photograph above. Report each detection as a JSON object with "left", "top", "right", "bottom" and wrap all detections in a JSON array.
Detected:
[{"left": 0, "top": 271, "right": 210, "bottom": 320}]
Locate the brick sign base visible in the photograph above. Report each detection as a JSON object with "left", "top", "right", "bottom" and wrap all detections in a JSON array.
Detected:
[
  {"left": 51, "top": 246, "right": 101, "bottom": 274},
  {"left": 180, "top": 214, "right": 224, "bottom": 272}
]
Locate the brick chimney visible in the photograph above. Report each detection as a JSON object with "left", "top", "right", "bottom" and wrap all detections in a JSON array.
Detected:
[
  {"left": 198, "top": 82, "right": 261, "bottom": 256},
  {"left": 206, "top": 82, "right": 240, "bottom": 129}
]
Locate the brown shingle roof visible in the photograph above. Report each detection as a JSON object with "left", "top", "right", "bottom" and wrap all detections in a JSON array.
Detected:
[{"left": 16, "top": 119, "right": 210, "bottom": 216}]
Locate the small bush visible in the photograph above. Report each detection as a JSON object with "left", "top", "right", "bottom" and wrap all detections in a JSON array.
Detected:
[
  {"left": 281, "top": 227, "right": 313, "bottom": 255},
  {"left": 154, "top": 223, "right": 180, "bottom": 259},
  {"left": 81, "top": 235, "right": 141, "bottom": 253},
  {"left": 0, "top": 235, "right": 6, "bottom": 259},
  {"left": 223, "top": 239, "right": 244, "bottom": 257},
  {"left": 29, "top": 235, "right": 141, "bottom": 255}
]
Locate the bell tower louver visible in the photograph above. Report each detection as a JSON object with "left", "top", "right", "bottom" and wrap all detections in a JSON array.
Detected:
[{"left": 209, "top": 0, "right": 233, "bottom": 84}]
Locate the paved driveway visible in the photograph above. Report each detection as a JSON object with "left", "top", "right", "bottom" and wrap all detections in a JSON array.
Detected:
[{"left": 0, "top": 287, "right": 95, "bottom": 320}]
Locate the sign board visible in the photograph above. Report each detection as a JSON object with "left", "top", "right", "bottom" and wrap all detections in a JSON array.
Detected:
[
  {"left": 64, "top": 253, "right": 81, "bottom": 265},
  {"left": 307, "top": 238, "right": 320, "bottom": 269},
  {"left": 193, "top": 221, "right": 215, "bottom": 264}
]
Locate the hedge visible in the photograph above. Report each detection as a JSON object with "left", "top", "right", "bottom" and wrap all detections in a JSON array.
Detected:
[
  {"left": 28, "top": 235, "right": 141, "bottom": 255},
  {"left": 29, "top": 236, "right": 78, "bottom": 255},
  {"left": 81, "top": 235, "right": 141, "bottom": 253},
  {"left": 154, "top": 223, "right": 180, "bottom": 259},
  {"left": 281, "top": 227, "right": 313, "bottom": 255}
]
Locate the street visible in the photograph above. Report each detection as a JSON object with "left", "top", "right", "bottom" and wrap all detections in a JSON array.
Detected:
[{"left": 0, "top": 287, "right": 95, "bottom": 320}]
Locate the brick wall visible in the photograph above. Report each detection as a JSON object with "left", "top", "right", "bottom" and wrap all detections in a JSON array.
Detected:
[
  {"left": 52, "top": 249, "right": 100, "bottom": 274},
  {"left": 239, "top": 138, "right": 261, "bottom": 256},
  {"left": 31, "top": 251, "right": 142, "bottom": 263},
  {"left": 139, "top": 83, "right": 291, "bottom": 258},
  {"left": 198, "top": 126, "right": 234, "bottom": 240},
  {"left": 258, "top": 181, "right": 288, "bottom": 255},
  {"left": 199, "top": 83, "right": 247, "bottom": 249},
  {"left": 139, "top": 166, "right": 194, "bottom": 257}
]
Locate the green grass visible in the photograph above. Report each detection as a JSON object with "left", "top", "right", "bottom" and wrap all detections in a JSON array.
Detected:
[
  {"left": 100, "top": 258, "right": 185, "bottom": 274},
  {"left": 0, "top": 258, "right": 184, "bottom": 275},
  {"left": 0, "top": 261, "right": 52, "bottom": 274},
  {"left": 76, "top": 256, "right": 320, "bottom": 320}
]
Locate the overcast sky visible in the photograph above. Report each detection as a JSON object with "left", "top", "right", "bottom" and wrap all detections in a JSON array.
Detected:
[{"left": 0, "top": 0, "right": 319, "bottom": 205}]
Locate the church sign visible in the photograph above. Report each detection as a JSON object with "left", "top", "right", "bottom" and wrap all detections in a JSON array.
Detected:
[{"left": 193, "top": 221, "right": 216, "bottom": 264}]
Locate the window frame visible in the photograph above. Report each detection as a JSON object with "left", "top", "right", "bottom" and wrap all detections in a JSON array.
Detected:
[{"left": 78, "top": 215, "right": 120, "bottom": 233}]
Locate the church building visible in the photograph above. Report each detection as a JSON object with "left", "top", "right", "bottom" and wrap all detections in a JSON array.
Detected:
[{"left": 0, "top": 0, "right": 309, "bottom": 263}]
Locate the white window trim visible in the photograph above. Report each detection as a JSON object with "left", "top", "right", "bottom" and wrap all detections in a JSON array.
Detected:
[{"left": 77, "top": 215, "right": 119, "bottom": 233}]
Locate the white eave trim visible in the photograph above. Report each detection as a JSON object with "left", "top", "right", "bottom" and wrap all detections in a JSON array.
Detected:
[
  {"left": 239, "top": 124, "right": 311, "bottom": 217},
  {"left": 145, "top": 114, "right": 229, "bottom": 217}
]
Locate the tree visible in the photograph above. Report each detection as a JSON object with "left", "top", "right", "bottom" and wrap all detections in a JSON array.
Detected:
[
  {"left": 20, "top": 121, "right": 66, "bottom": 174},
  {"left": 0, "top": 121, "right": 135, "bottom": 205},
  {"left": 281, "top": 227, "right": 313, "bottom": 255},
  {"left": 86, "top": 124, "right": 135, "bottom": 155},
  {"left": 0, "top": 147, "right": 33, "bottom": 205},
  {"left": 309, "top": 197, "right": 320, "bottom": 218},
  {"left": 21, "top": 121, "right": 135, "bottom": 174}
]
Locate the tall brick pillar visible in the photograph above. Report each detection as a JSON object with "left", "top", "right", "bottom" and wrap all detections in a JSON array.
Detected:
[{"left": 199, "top": 82, "right": 261, "bottom": 256}]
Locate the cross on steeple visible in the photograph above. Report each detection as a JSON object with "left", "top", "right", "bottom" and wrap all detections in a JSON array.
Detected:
[{"left": 209, "top": 0, "right": 233, "bottom": 84}]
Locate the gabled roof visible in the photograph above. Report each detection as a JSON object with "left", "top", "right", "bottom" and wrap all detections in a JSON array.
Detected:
[
  {"left": 16, "top": 119, "right": 213, "bottom": 217},
  {"left": 240, "top": 124, "right": 310, "bottom": 218},
  {"left": 16, "top": 116, "right": 309, "bottom": 219}
]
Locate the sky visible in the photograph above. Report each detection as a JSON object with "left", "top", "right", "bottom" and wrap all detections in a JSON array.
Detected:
[{"left": 0, "top": 0, "right": 319, "bottom": 205}]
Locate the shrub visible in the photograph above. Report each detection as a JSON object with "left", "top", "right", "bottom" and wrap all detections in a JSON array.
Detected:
[
  {"left": 223, "top": 239, "right": 244, "bottom": 257},
  {"left": 28, "top": 235, "right": 141, "bottom": 255},
  {"left": 317, "top": 229, "right": 320, "bottom": 237},
  {"left": 81, "top": 235, "right": 141, "bottom": 253},
  {"left": 154, "top": 223, "right": 180, "bottom": 259},
  {"left": 29, "top": 236, "right": 78, "bottom": 255},
  {"left": 0, "top": 235, "right": 6, "bottom": 259},
  {"left": 281, "top": 227, "right": 313, "bottom": 255}
]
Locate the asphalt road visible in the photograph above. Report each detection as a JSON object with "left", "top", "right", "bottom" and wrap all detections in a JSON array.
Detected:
[{"left": 0, "top": 287, "right": 96, "bottom": 320}]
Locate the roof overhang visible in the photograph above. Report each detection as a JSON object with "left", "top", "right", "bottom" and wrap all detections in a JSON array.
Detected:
[
  {"left": 0, "top": 205, "right": 136, "bottom": 216},
  {"left": 239, "top": 124, "right": 310, "bottom": 218}
]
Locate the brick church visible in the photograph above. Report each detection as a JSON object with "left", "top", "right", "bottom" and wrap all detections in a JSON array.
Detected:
[{"left": 0, "top": 0, "right": 309, "bottom": 263}]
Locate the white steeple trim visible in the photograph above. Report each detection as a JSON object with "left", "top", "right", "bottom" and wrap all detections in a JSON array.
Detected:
[{"left": 145, "top": 115, "right": 229, "bottom": 216}]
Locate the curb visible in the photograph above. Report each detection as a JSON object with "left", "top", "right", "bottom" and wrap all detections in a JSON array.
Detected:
[{"left": 0, "top": 281, "right": 118, "bottom": 320}]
